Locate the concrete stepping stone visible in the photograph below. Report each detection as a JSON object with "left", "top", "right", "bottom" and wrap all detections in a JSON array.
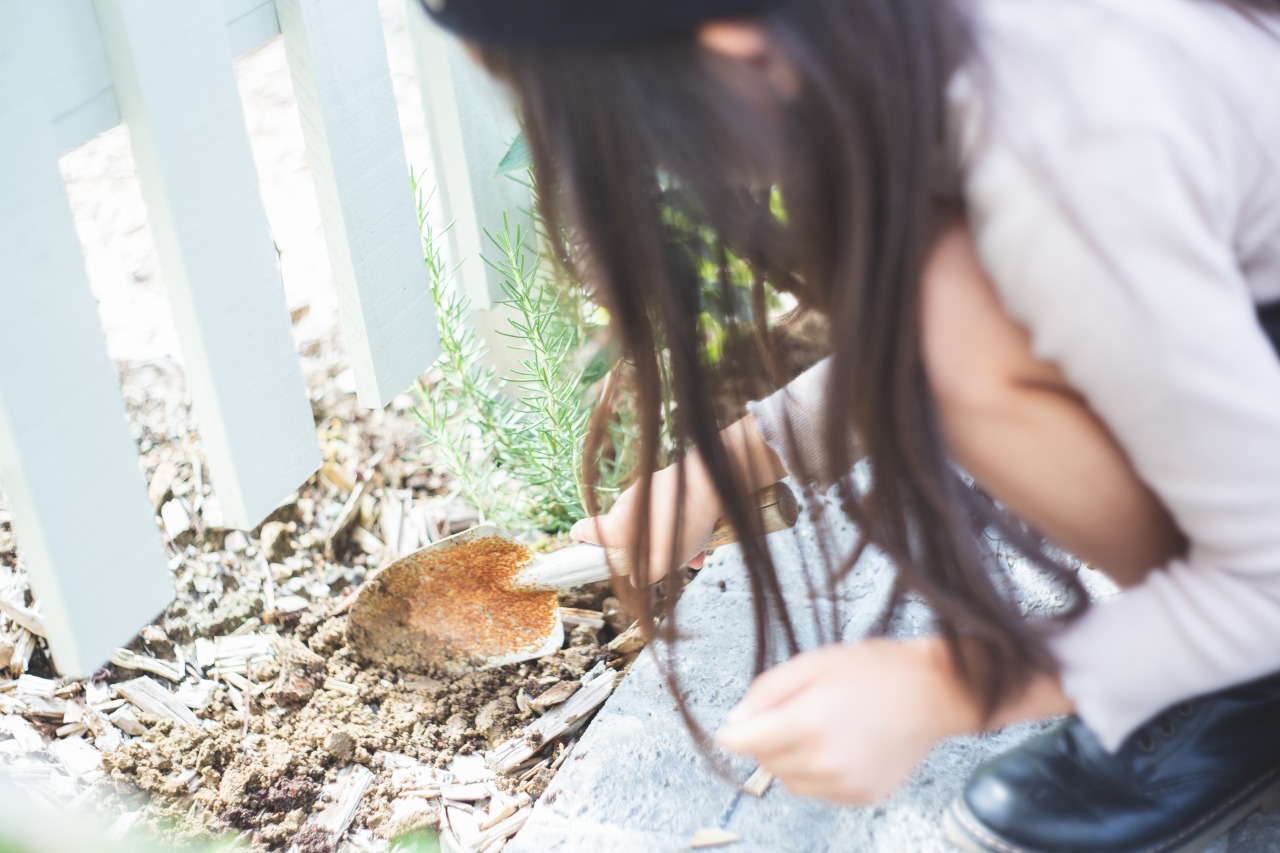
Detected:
[{"left": 509, "top": 490, "right": 1277, "bottom": 852}]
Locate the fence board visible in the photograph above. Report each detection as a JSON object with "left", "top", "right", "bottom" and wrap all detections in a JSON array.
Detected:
[
  {"left": 224, "top": 0, "right": 282, "bottom": 58},
  {"left": 406, "top": 4, "right": 534, "bottom": 311},
  {"left": 278, "top": 0, "right": 438, "bottom": 408},
  {"left": 93, "top": 0, "right": 320, "bottom": 530},
  {"left": 37, "top": 0, "right": 283, "bottom": 156},
  {"left": 0, "top": 3, "right": 173, "bottom": 677},
  {"left": 40, "top": 0, "right": 120, "bottom": 153}
]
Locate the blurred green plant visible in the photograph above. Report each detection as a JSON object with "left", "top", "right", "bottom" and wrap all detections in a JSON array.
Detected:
[
  {"left": 411, "top": 175, "right": 631, "bottom": 535},
  {"left": 0, "top": 810, "right": 248, "bottom": 853},
  {"left": 413, "top": 143, "right": 798, "bottom": 537},
  {"left": 391, "top": 829, "right": 443, "bottom": 852},
  {"left": 496, "top": 133, "right": 533, "bottom": 176}
]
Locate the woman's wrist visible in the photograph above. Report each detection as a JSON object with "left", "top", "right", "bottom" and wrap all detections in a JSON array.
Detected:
[
  {"left": 920, "top": 635, "right": 1075, "bottom": 737},
  {"left": 723, "top": 414, "right": 788, "bottom": 494},
  {"left": 681, "top": 450, "right": 723, "bottom": 519},
  {"left": 678, "top": 415, "right": 784, "bottom": 517},
  {"left": 919, "top": 637, "right": 987, "bottom": 737}
]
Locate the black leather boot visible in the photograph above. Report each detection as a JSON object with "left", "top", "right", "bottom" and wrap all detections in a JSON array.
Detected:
[{"left": 946, "top": 671, "right": 1280, "bottom": 853}]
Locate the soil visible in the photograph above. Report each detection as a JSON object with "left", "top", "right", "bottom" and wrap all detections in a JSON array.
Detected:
[
  {"left": 100, "top": 600, "right": 613, "bottom": 850},
  {"left": 0, "top": 294, "right": 636, "bottom": 851}
]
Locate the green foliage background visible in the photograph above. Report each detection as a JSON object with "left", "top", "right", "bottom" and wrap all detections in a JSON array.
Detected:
[
  {"left": 413, "top": 135, "right": 795, "bottom": 537},
  {"left": 411, "top": 177, "right": 631, "bottom": 535}
]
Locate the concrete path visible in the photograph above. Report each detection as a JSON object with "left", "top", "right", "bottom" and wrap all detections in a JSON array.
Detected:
[{"left": 510, "top": 489, "right": 1280, "bottom": 853}]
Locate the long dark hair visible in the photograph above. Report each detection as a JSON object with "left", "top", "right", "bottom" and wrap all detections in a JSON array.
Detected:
[{"left": 462, "top": 0, "right": 1280, "bottom": 731}]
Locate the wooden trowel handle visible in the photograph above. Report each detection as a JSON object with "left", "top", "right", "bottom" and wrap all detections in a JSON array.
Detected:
[
  {"left": 515, "top": 483, "right": 799, "bottom": 590},
  {"left": 704, "top": 482, "right": 799, "bottom": 549}
]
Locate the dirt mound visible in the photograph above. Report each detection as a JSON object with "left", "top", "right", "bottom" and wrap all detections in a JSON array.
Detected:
[{"left": 101, "top": 605, "right": 618, "bottom": 850}]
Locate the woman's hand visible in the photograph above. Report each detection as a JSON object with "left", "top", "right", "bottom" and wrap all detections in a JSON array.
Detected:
[
  {"left": 716, "top": 638, "right": 981, "bottom": 805},
  {"left": 570, "top": 456, "right": 723, "bottom": 584},
  {"left": 570, "top": 414, "right": 786, "bottom": 585}
]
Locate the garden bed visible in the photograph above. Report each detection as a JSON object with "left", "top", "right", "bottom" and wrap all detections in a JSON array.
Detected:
[{"left": 0, "top": 341, "right": 642, "bottom": 852}]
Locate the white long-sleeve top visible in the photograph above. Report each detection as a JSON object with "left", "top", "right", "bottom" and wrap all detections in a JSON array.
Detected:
[{"left": 748, "top": 0, "right": 1280, "bottom": 750}]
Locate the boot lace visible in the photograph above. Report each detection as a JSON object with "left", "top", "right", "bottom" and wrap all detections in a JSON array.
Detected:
[{"left": 1136, "top": 702, "right": 1197, "bottom": 752}]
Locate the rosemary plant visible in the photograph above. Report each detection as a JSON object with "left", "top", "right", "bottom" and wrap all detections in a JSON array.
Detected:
[
  {"left": 412, "top": 177, "right": 619, "bottom": 535},
  {"left": 411, "top": 168, "right": 793, "bottom": 537},
  {"left": 486, "top": 215, "right": 593, "bottom": 531}
]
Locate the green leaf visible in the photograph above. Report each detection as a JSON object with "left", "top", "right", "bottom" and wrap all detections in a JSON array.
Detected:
[
  {"left": 496, "top": 132, "right": 534, "bottom": 175},
  {"left": 391, "top": 830, "right": 443, "bottom": 853}
]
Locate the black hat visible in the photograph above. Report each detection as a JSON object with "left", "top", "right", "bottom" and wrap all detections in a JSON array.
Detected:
[{"left": 421, "top": 0, "right": 787, "bottom": 47}]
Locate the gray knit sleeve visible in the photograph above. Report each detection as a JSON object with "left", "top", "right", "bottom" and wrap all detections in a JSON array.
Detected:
[{"left": 745, "top": 358, "right": 861, "bottom": 489}]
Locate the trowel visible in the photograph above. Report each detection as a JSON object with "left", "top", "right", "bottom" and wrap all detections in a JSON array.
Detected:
[{"left": 348, "top": 484, "right": 799, "bottom": 672}]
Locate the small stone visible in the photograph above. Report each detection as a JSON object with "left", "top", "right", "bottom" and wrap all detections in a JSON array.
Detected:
[
  {"left": 296, "top": 497, "right": 316, "bottom": 526},
  {"left": 325, "top": 568, "right": 351, "bottom": 594},
  {"left": 260, "top": 521, "right": 296, "bottom": 563},
  {"left": 323, "top": 730, "right": 355, "bottom": 763},
  {"left": 475, "top": 697, "right": 517, "bottom": 744},
  {"left": 568, "top": 624, "right": 598, "bottom": 648},
  {"left": 445, "top": 714, "right": 469, "bottom": 740},
  {"left": 160, "top": 500, "right": 192, "bottom": 541}
]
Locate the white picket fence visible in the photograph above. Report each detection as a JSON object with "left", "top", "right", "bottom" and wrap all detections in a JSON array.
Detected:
[{"left": 0, "top": 0, "right": 532, "bottom": 677}]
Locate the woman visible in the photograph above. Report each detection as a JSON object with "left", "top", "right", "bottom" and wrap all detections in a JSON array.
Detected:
[{"left": 423, "top": 1, "right": 1280, "bottom": 850}]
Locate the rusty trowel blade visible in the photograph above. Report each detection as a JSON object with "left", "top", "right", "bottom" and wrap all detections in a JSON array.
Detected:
[{"left": 347, "top": 525, "right": 564, "bottom": 673}]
